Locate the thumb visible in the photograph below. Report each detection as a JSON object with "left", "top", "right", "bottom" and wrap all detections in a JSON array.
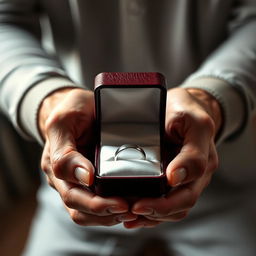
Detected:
[{"left": 47, "top": 126, "right": 94, "bottom": 187}]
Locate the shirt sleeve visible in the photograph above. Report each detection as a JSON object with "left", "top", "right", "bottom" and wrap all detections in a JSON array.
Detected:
[
  {"left": 181, "top": 0, "right": 256, "bottom": 144},
  {"left": 0, "top": 0, "right": 82, "bottom": 143}
]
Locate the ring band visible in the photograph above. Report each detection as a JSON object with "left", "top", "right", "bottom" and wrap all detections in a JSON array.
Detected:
[{"left": 114, "top": 144, "right": 146, "bottom": 161}]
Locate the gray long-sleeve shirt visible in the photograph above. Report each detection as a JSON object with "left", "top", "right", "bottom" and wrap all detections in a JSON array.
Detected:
[
  {"left": 1, "top": 2, "right": 256, "bottom": 255},
  {"left": 0, "top": 0, "right": 256, "bottom": 184}
]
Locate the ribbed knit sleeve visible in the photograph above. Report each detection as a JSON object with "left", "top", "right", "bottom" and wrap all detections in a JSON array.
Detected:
[
  {"left": 181, "top": 2, "right": 256, "bottom": 144},
  {"left": 0, "top": 0, "right": 81, "bottom": 143}
]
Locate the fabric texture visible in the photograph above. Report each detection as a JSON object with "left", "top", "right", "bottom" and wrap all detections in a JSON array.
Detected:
[{"left": 22, "top": 175, "right": 256, "bottom": 256}]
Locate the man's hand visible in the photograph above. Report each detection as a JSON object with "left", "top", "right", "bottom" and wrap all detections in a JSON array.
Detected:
[
  {"left": 124, "top": 87, "right": 222, "bottom": 228},
  {"left": 39, "top": 88, "right": 137, "bottom": 226}
]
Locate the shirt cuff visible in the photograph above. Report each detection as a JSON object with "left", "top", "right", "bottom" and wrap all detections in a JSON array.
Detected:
[
  {"left": 19, "top": 77, "right": 84, "bottom": 145},
  {"left": 180, "top": 77, "right": 246, "bottom": 145}
]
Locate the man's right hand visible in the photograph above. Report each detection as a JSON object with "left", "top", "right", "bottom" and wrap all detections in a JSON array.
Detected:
[{"left": 39, "top": 88, "right": 137, "bottom": 226}]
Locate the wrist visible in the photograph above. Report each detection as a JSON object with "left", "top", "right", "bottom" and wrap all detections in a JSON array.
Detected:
[{"left": 186, "top": 88, "right": 223, "bottom": 137}]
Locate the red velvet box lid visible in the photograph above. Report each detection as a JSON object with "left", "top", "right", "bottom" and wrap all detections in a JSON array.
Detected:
[{"left": 95, "top": 72, "right": 166, "bottom": 88}]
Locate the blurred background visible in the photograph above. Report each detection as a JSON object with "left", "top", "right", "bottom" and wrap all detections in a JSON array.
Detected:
[{"left": 0, "top": 113, "right": 41, "bottom": 256}]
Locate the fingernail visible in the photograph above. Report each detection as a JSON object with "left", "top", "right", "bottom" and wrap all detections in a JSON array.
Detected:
[
  {"left": 172, "top": 168, "right": 187, "bottom": 186},
  {"left": 133, "top": 208, "right": 153, "bottom": 215},
  {"left": 75, "top": 167, "right": 90, "bottom": 186},
  {"left": 108, "top": 206, "right": 127, "bottom": 214}
]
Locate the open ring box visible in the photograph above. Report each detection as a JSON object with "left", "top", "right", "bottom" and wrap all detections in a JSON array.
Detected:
[{"left": 94, "top": 72, "right": 170, "bottom": 197}]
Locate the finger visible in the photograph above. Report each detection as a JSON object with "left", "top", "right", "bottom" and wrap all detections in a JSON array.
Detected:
[
  {"left": 67, "top": 209, "right": 137, "bottom": 226},
  {"left": 132, "top": 141, "right": 218, "bottom": 219},
  {"left": 123, "top": 216, "right": 161, "bottom": 229},
  {"left": 166, "top": 113, "right": 214, "bottom": 187},
  {"left": 166, "top": 147, "right": 207, "bottom": 187},
  {"left": 145, "top": 210, "right": 189, "bottom": 222},
  {"left": 132, "top": 186, "right": 196, "bottom": 218},
  {"left": 46, "top": 124, "right": 94, "bottom": 186},
  {"left": 42, "top": 91, "right": 95, "bottom": 186},
  {"left": 41, "top": 140, "right": 57, "bottom": 189},
  {"left": 207, "top": 139, "right": 219, "bottom": 175},
  {"left": 52, "top": 177, "right": 130, "bottom": 216},
  {"left": 41, "top": 139, "right": 51, "bottom": 175},
  {"left": 186, "top": 140, "right": 218, "bottom": 195}
]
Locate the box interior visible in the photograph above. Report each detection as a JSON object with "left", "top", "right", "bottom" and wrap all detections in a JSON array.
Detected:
[{"left": 98, "top": 87, "right": 163, "bottom": 177}]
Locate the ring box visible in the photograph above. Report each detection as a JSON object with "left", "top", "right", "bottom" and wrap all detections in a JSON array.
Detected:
[{"left": 94, "top": 72, "right": 170, "bottom": 197}]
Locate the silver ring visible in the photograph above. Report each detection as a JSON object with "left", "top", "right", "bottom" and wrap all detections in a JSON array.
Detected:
[{"left": 114, "top": 144, "right": 146, "bottom": 161}]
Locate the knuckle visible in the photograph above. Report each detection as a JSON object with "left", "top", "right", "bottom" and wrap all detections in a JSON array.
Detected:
[
  {"left": 41, "top": 161, "right": 49, "bottom": 174},
  {"left": 45, "top": 109, "right": 83, "bottom": 132},
  {"left": 62, "top": 188, "right": 76, "bottom": 209},
  {"left": 198, "top": 114, "right": 215, "bottom": 136},
  {"left": 88, "top": 200, "right": 106, "bottom": 215},
  {"left": 167, "top": 110, "right": 187, "bottom": 129},
  {"left": 45, "top": 108, "right": 74, "bottom": 130},
  {"left": 44, "top": 114, "right": 60, "bottom": 134},
  {"left": 70, "top": 210, "right": 86, "bottom": 226},
  {"left": 44, "top": 118, "right": 53, "bottom": 133},
  {"left": 173, "top": 110, "right": 188, "bottom": 123},
  {"left": 41, "top": 153, "right": 51, "bottom": 174},
  {"left": 51, "top": 149, "right": 74, "bottom": 179}
]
